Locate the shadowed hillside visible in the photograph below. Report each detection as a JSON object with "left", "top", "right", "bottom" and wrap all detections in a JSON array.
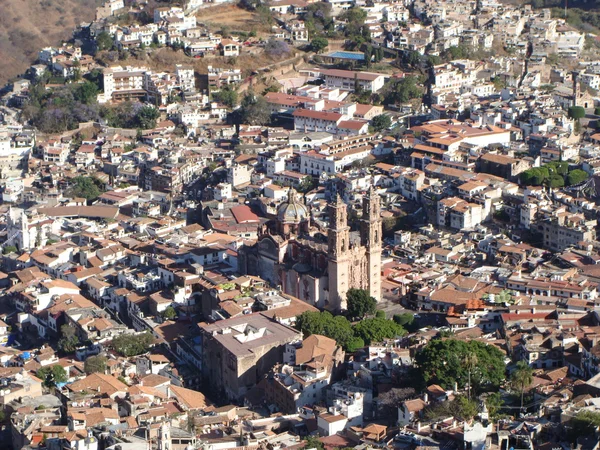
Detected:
[{"left": 0, "top": 0, "right": 101, "bottom": 86}]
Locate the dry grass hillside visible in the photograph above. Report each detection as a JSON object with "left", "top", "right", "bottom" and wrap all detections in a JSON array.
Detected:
[
  {"left": 0, "top": 0, "right": 101, "bottom": 86},
  {"left": 197, "top": 3, "right": 272, "bottom": 34}
]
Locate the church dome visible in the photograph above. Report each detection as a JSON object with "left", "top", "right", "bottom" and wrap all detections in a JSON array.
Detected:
[{"left": 277, "top": 188, "right": 309, "bottom": 224}]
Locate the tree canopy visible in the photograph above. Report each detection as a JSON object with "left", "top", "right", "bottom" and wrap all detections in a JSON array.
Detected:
[
  {"left": 568, "top": 106, "right": 585, "bottom": 119},
  {"left": 353, "top": 317, "right": 406, "bottom": 344},
  {"left": 161, "top": 306, "right": 177, "bottom": 320},
  {"left": 346, "top": 288, "right": 377, "bottom": 319},
  {"left": 67, "top": 176, "right": 104, "bottom": 201},
  {"left": 310, "top": 36, "right": 329, "bottom": 53},
  {"left": 423, "top": 394, "right": 480, "bottom": 421},
  {"left": 415, "top": 339, "right": 506, "bottom": 392},
  {"left": 38, "top": 364, "right": 68, "bottom": 387},
  {"left": 96, "top": 31, "right": 114, "bottom": 51},
  {"left": 570, "top": 410, "right": 600, "bottom": 439},
  {"left": 296, "top": 311, "right": 355, "bottom": 350},
  {"left": 111, "top": 333, "right": 153, "bottom": 357},
  {"left": 383, "top": 76, "right": 423, "bottom": 105},
  {"left": 101, "top": 102, "right": 160, "bottom": 129},
  {"left": 520, "top": 162, "right": 588, "bottom": 187},
  {"left": 84, "top": 355, "right": 108, "bottom": 374},
  {"left": 567, "top": 169, "right": 589, "bottom": 186},
  {"left": 295, "top": 310, "right": 405, "bottom": 351},
  {"left": 238, "top": 92, "right": 271, "bottom": 125},
  {"left": 510, "top": 360, "right": 533, "bottom": 409},
  {"left": 339, "top": 7, "right": 370, "bottom": 48},
  {"left": 371, "top": 114, "right": 392, "bottom": 132},
  {"left": 58, "top": 324, "right": 80, "bottom": 354},
  {"left": 213, "top": 87, "right": 238, "bottom": 108}
]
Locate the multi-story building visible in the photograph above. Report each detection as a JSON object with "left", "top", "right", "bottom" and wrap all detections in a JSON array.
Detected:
[
  {"left": 321, "top": 69, "right": 387, "bottom": 93},
  {"left": 102, "top": 66, "right": 148, "bottom": 102},
  {"left": 176, "top": 64, "right": 196, "bottom": 92},
  {"left": 199, "top": 313, "right": 302, "bottom": 401},
  {"left": 536, "top": 214, "right": 597, "bottom": 252},
  {"left": 265, "top": 335, "right": 344, "bottom": 413},
  {"left": 207, "top": 66, "right": 242, "bottom": 92}
]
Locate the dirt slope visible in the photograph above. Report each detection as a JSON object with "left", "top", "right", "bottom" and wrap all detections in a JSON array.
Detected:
[{"left": 0, "top": 0, "right": 101, "bottom": 86}]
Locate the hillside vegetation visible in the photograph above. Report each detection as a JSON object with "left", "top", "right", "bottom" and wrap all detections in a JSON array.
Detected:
[{"left": 0, "top": 0, "right": 101, "bottom": 86}]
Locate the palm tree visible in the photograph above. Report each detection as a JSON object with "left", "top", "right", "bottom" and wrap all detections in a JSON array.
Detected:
[
  {"left": 511, "top": 360, "right": 534, "bottom": 411},
  {"left": 464, "top": 352, "right": 478, "bottom": 399}
]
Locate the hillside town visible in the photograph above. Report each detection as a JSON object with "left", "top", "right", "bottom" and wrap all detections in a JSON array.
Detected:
[{"left": 4, "top": 0, "right": 600, "bottom": 449}]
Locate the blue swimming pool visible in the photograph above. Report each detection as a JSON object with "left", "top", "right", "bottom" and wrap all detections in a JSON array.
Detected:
[{"left": 326, "top": 51, "right": 365, "bottom": 61}]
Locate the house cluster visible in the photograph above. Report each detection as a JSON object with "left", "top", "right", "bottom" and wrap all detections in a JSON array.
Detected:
[{"left": 4, "top": 0, "right": 600, "bottom": 447}]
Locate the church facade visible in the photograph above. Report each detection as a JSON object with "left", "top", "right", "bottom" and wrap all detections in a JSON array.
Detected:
[{"left": 238, "top": 188, "right": 382, "bottom": 311}]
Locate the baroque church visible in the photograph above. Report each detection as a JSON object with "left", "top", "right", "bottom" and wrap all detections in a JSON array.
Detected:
[{"left": 239, "top": 188, "right": 382, "bottom": 311}]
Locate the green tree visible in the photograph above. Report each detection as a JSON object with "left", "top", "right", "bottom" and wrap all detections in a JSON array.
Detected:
[
  {"left": 567, "top": 169, "right": 589, "bottom": 186},
  {"left": 424, "top": 395, "right": 479, "bottom": 421},
  {"left": 84, "top": 355, "right": 107, "bottom": 374},
  {"left": 213, "top": 87, "right": 238, "bottom": 108},
  {"left": 548, "top": 174, "right": 565, "bottom": 188},
  {"left": 404, "top": 50, "right": 421, "bottom": 68},
  {"left": 520, "top": 167, "right": 548, "bottom": 186},
  {"left": 37, "top": 364, "right": 68, "bottom": 387},
  {"left": 303, "top": 436, "right": 324, "bottom": 450},
  {"left": 571, "top": 410, "right": 600, "bottom": 438},
  {"left": 162, "top": 306, "right": 177, "bottom": 320},
  {"left": 568, "top": 106, "right": 585, "bottom": 119},
  {"left": 136, "top": 105, "right": 159, "bottom": 129},
  {"left": 297, "top": 176, "right": 317, "bottom": 193},
  {"left": 310, "top": 36, "right": 329, "bottom": 53},
  {"left": 239, "top": 92, "right": 271, "bottom": 125},
  {"left": 393, "top": 313, "right": 414, "bottom": 327},
  {"left": 510, "top": 360, "right": 533, "bottom": 410},
  {"left": 416, "top": 339, "right": 506, "bottom": 392},
  {"left": 485, "top": 392, "right": 504, "bottom": 420},
  {"left": 67, "top": 176, "right": 103, "bottom": 201},
  {"left": 3, "top": 245, "right": 17, "bottom": 255},
  {"left": 548, "top": 161, "right": 569, "bottom": 175},
  {"left": 73, "top": 81, "right": 99, "bottom": 105},
  {"left": 383, "top": 76, "right": 423, "bottom": 105},
  {"left": 495, "top": 290, "right": 514, "bottom": 305},
  {"left": 492, "top": 77, "right": 506, "bottom": 90},
  {"left": 443, "top": 44, "right": 470, "bottom": 60},
  {"left": 346, "top": 288, "right": 377, "bottom": 319},
  {"left": 370, "top": 114, "right": 392, "bottom": 132},
  {"left": 346, "top": 336, "right": 365, "bottom": 352},
  {"left": 452, "top": 395, "right": 479, "bottom": 421},
  {"left": 111, "top": 332, "right": 154, "bottom": 357},
  {"left": 353, "top": 317, "right": 406, "bottom": 344},
  {"left": 96, "top": 31, "right": 114, "bottom": 51},
  {"left": 426, "top": 55, "right": 442, "bottom": 66},
  {"left": 464, "top": 352, "right": 478, "bottom": 399},
  {"left": 295, "top": 311, "right": 354, "bottom": 350},
  {"left": 58, "top": 324, "right": 80, "bottom": 354}
]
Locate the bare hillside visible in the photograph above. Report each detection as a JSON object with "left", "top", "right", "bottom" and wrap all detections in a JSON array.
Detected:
[{"left": 0, "top": 0, "right": 101, "bottom": 86}]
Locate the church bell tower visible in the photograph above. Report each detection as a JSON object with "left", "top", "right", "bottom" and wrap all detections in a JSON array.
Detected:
[
  {"left": 360, "top": 187, "right": 382, "bottom": 301},
  {"left": 327, "top": 195, "right": 351, "bottom": 311}
]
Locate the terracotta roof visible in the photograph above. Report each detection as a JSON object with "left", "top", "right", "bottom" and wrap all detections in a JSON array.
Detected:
[
  {"left": 170, "top": 384, "right": 211, "bottom": 410},
  {"left": 67, "top": 373, "right": 127, "bottom": 396}
]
